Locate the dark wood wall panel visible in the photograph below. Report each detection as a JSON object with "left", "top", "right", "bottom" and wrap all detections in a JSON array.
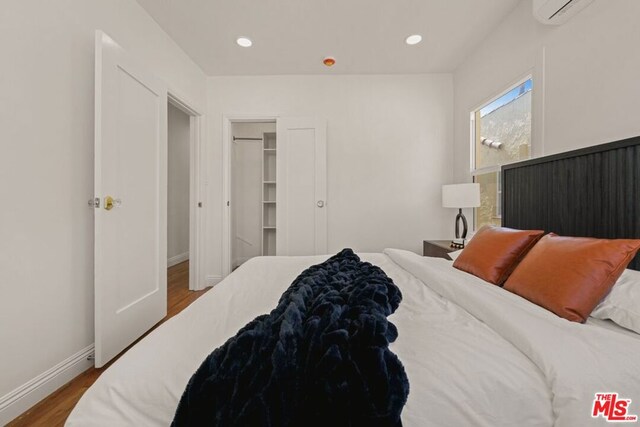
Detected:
[{"left": 502, "top": 136, "right": 640, "bottom": 270}]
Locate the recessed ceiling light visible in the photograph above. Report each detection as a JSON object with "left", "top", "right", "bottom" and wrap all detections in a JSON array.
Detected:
[
  {"left": 405, "top": 34, "right": 422, "bottom": 46},
  {"left": 236, "top": 37, "right": 252, "bottom": 48}
]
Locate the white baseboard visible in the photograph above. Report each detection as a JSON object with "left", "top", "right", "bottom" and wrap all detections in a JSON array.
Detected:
[
  {"left": 168, "top": 252, "right": 189, "bottom": 268},
  {"left": 206, "top": 275, "right": 222, "bottom": 287},
  {"left": 0, "top": 344, "right": 94, "bottom": 425}
]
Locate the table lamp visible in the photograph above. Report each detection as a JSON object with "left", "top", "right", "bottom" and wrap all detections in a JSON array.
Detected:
[{"left": 442, "top": 183, "right": 480, "bottom": 248}]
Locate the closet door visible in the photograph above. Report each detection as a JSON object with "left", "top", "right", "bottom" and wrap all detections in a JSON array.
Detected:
[{"left": 276, "top": 118, "right": 327, "bottom": 255}]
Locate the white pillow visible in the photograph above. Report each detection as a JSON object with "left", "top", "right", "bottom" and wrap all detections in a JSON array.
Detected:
[
  {"left": 591, "top": 268, "right": 640, "bottom": 334},
  {"left": 448, "top": 249, "right": 463, "bottom": 261}
]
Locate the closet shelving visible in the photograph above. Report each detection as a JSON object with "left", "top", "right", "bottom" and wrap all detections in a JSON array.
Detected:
[{"left": 261, "top": 132, "right": 277, "bottom": 256}]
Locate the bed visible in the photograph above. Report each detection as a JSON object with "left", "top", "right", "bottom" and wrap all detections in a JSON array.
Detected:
[
  {"left": 67, "top": 137, "right": 640, "bottom": 426},
  {"left": 67, "top": 250, "right": 640, "bottom": 426}
]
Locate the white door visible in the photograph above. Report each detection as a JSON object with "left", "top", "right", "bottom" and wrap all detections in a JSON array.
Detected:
[
  {"left": 276, "top": 118, "right": 327, "bottom": 255},
  {"left": 94, "top": 31, "right": 168, "bottom": 367}
]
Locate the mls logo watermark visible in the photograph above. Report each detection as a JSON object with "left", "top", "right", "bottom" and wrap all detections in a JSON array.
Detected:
[{"left": 592, "top": 393, "right": 638, "bottom": 422}]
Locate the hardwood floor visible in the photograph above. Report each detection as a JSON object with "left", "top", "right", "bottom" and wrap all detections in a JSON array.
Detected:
[{"left": 7, "top": 261, "right": 209, "bottom": 427}]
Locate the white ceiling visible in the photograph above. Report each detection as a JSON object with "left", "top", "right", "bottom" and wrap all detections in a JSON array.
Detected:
[{"left": 135, "top": 0, "right": 522, "bottom": 76}]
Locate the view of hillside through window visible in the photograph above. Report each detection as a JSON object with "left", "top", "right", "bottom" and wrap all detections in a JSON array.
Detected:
[{"left": 472, "top": 78, "right": 532, "bottom": 229}]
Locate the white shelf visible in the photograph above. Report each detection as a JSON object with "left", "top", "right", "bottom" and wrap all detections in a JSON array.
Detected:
[{"left": 262, "top": 131, "right": 277, "bottom": 256}]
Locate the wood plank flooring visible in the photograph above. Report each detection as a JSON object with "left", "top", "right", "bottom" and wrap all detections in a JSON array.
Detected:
[{"left": 7, "top": 261, "right": 210, "bottom": 427}]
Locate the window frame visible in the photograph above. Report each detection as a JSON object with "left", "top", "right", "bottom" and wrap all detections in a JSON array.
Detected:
[{"left": 470, "top": 74, "right": 533, "bottom": 228}]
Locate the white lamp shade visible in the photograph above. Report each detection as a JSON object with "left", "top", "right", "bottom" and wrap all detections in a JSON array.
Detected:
[{"left": 442, "top": 183, "right": 480, "bottom": 208}]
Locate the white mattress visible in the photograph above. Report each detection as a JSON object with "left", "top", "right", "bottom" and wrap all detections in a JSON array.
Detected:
[{"left": 67, "top": 250, "right": 640, "bottom": 426}]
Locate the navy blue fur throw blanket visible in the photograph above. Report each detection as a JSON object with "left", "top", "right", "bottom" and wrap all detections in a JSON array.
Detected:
[{"left": 172, "top": 249, "right": 409, "bottom": 427}]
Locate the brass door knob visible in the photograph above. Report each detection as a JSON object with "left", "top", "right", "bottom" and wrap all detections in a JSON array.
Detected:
[{"left": 104, "top": 196, "right": 121, "bottom": 211}]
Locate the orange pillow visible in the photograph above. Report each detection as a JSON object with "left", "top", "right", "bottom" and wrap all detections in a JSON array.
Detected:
[
  {"left": 453, "top": 226, "right": 544, "bottom": 285},
  {"left": 503, "top": 234, "right": 640, "bottom": 323}
]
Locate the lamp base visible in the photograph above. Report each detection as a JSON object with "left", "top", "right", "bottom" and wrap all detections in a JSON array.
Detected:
[
  {"left": 450, "top": 239, "right": 465, "bottom": 249},
  {"left": 454, "top": 209, "right": 468, "bottom": 239}
]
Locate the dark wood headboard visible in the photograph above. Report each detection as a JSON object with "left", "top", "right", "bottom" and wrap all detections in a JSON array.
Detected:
[{"left": 501, "top": 136, "right": 640, "bottom": 270}]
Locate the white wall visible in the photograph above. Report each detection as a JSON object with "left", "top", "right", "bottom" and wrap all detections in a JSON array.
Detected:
[
  {"left": 207, "top": 74, "right": 454, "bottom": 278},
  {"left": 453, "top": 0, "right": 640, "bottom": 182},
  {"left": 231, "top": 122, "right": 276, "bottom": 268},
  {"left": 168, "top": 103, "right": 191, "bottom": 264},
  {"left": 0, "top": 0, "right": 206, "bottom": 420}
]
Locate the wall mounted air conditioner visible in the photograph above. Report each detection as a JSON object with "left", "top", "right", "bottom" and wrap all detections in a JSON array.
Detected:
[{"left": 533, "top": 0, "right": 594, "bottom": 25}]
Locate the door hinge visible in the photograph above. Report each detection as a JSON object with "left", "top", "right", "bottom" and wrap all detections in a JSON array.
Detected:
[{"left": 88, "top": 197, "right": 100, "bottom": 208}]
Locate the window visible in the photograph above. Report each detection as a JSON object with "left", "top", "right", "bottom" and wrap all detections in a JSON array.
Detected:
[{"left": 471, "top": 78, "right": 532, "bottom": 229}]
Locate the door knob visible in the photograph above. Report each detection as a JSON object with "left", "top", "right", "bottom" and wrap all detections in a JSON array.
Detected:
[
  {"left": 317, "top": 200, "right": 325, "bottom": 208},
  {"left": 104, "top": 196, "right": 121, "bottom": 211}
]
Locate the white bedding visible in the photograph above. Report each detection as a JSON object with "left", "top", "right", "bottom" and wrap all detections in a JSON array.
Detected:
[{"left": 67, "top": 251, "right": 640, "bottom": 426}]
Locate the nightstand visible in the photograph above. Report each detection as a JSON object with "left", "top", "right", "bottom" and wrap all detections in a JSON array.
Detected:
[{"left": 423, "top": 240, "right": 456, "bottom": 259}]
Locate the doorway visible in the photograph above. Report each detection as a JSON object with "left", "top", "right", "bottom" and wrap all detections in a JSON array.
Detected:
[
  {"left": 93, "top": 30, "right": 206, "bottom": 367},
  {"left": 229, "top": 121, "right": 277, "bottom": 270},
  {"left": 222, "top": 116, "right": 328, "bottom": 277},
  {"left": 167, "top": 102, "right": 191, "bottom": 297},
  {"left": 167, "top": 94, "right": 204, "bottom": 291}
]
